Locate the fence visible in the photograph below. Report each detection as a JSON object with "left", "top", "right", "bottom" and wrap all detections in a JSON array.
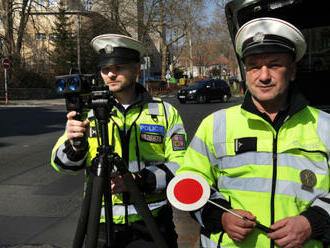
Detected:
[{"left": 147, "top": 83, "right": 181, "bottom": 97}]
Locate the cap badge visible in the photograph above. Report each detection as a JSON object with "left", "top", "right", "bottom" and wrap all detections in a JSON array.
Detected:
[
  {"left": 253, "top": 32, "right": 265, "bottom": 43},
  {"left": 104, "top": 44, "right": 113, "bottom": 54}
]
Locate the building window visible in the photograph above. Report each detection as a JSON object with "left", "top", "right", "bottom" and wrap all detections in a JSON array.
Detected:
[
  {"left": 49, "top": 0, "right": 57, "bottom": 7},
  {"left": 67, "top": 33, "right": 75, "bottom": 39},
  {"left": 49, "top": 33, "right": 58, "bottom": 41},
  {"left": 82, "top": 0, "right": 93, "bottom": 10},
  {"left": 36, "top": 33, "right": 47, "bottom": 41},
  {"left": 38, "top": 0, "right": 48, "bottom": 6}
]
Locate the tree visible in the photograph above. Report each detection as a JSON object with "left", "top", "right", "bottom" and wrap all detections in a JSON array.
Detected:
[
  {"left": 0, "top": 0, "right": 32, "bottom": 60},
  {"left": 89, "top": 0, "right": 207, "bottom": 80},
  {"left": 0, "top": 0, "right": 34, "bottom": 86},
  {"left": 208, "top": 2, "right": 238, "bottom": 76},
  {"left": 50, "top": 1, "right": 77, "bottom": 74},
  {"left": 141, "top": 0, "right": 207, "bottom": 80}
]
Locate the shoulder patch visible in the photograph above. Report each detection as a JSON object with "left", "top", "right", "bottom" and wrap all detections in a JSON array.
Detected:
[{"left": 172, "top": 134, "right": 186, "bottom": 151}]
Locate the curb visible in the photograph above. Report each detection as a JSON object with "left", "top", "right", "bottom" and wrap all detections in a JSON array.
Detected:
[{"left": 0, "top": 99, "right": 65, "bottom": 107}]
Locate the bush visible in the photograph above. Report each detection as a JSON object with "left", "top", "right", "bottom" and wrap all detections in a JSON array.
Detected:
[{"left": 15, "top": 70, "right": 49, "bottom": 88}]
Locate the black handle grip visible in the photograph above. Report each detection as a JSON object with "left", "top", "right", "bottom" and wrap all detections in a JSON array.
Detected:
[
  {"left": 255, "top": 221, "right": 273, "bottom": 233},
  {"left": 242, "top": 217, "right": 273, "bottom": 233},
  {"left": 72, "top": 112, "right": 87, "bottom": 149}
]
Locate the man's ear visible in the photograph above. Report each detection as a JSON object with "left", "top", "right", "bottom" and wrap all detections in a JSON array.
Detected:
[
  {"left": 290, "top": 63, "right": 297, "bottom": 82},
  {"left": 135, "top": 63, "right": 141, "bottom": 73}
]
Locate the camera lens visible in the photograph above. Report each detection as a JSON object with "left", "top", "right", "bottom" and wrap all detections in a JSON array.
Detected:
[
  {"left": 56, "top": 79, "right": 66, "bottom": 92},
  {"left": 68, "top": 76, "right": 80, "bottom": 91}
]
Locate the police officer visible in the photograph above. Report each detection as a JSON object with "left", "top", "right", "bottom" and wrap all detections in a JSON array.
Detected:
[
  {"left": 51, "top": 34, "right": 187, "bottom": 247},
  {"left": 177, "top": 18, "right": 330, "bottom": 248}
]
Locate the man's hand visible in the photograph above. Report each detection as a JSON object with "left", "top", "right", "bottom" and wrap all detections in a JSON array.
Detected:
[
  {"left": 222, "top": 209, "right": 256, "bottom": 242},
  {"left": 111, "top": 172, "right": 135, "bottom": 194},
  {"left": 267, "top": 216, "right": 312, "bottom": 248},
  {"left": 66, "top": 111, "right": 90, "bottom": 151}
]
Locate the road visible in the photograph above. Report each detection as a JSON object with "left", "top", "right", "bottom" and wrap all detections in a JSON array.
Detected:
[{"left": 0, "top": 95, "right": 242, "bottom": 247}]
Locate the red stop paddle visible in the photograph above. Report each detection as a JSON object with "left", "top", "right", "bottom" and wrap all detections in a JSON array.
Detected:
[
  {"left": 167, "top": 173, "right": 210, "bottom": 211},
  {"left": 167, "top": 173, "right": 273, "bottom": 233}
]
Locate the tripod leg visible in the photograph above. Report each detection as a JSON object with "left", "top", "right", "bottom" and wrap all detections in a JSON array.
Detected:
[
  {"left": 73, "top": 172, "right": 94, "bottom": 248},
  {"left": 113, "top": 155, "right": 168, "bottom": 248},
  {"left": 103, "top": 174, "right": 114, "bottom": 247},
  {"left": 121, "top": 173, "right": 168, "bottom": 248},
  {"left": 86, "top": 174, "right": 106, "bottom": 248}
]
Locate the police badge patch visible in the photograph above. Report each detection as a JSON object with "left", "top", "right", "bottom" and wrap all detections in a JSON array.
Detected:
[
  {"left": 140, "top": 133, "right": 163, "bottom": 144},
  {"left": 300, "top": 169, "right": 317, "bottom": 192},
  {"left": 172, "top": 134, "right": 186, "bottom": 151}
]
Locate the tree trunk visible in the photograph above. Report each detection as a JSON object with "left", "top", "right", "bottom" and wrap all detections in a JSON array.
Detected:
[{"left": 161, "top": 42, "right": 167, "bottom": 81}]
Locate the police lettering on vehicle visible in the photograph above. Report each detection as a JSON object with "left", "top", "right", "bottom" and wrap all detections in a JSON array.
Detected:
[{"left": 140, "top": 124, "right": 165, "bottom": 134}]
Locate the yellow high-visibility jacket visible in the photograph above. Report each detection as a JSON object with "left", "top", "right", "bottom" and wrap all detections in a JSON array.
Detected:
[
  {"left": 178, "top": 90, "right": 330, "bottom": 248},
  {"left": 51, "top": 84, "right": 187, "bottom": 224}
]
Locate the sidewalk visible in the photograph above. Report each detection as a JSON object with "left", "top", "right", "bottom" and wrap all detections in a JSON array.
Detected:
[
  {"left": 1, "top": 93, "right": 242, "bottom": 107},
  {"left": 0, "top": 98, "right": 66, "bottom": 107}
]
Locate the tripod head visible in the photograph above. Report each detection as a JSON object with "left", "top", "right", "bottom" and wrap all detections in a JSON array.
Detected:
[{"left": 90, "top": 85, "right": 113, "bottom": 123}]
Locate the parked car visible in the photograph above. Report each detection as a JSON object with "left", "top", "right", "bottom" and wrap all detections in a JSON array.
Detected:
[{"left": 177, "top": 79, "right": 231, "bottom": 104}]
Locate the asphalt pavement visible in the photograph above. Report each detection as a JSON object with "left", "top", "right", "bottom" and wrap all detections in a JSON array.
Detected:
[
  {"left": 0, "top": 94, "right": 243, "bottom": 248},
  {"left": 0, "top": 94, "right": 201, "bottom": 248},
  {"left": 0, "top": 98, "right": 66, "bottom": 107}
]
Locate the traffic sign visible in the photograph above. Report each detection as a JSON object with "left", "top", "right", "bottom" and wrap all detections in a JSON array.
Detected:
[{"left": 2, "top": 58, "right": 10, "bottom": 70}]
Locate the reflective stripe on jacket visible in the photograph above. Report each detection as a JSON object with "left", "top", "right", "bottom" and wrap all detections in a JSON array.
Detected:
[
  {"left": 178, "top": 103, "right": 330, "bottom": 248},
  {"left": 51, "top": 86, "right": 187, "bottom": 224}
]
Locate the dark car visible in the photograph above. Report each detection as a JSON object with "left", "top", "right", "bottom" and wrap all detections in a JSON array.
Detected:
[
  {"left": 225, "top": 0, "right": 330, "bottom": 112},
  {"left": 177, "top": 79, "right": 231, "bottom": 104}
]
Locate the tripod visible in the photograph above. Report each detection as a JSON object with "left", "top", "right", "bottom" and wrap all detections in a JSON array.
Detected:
[{"left": 72, "top": 88, "right": 168, "bottom": 248}]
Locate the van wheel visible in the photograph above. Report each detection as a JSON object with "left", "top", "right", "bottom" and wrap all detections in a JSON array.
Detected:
[
  {"left": 197, "top": 95, "right": 206, "bottom": 104},
  {"left": 179, "top": 99, "right": 186, "bottom": 104}
]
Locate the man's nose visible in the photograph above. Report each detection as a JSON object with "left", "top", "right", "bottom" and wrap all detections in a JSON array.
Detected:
[
  {"left": 259, "top": 66, "right": 271, "bottom": 83},
  {"left": 107, "top": 69, "right": 117, "bottom": 78}
]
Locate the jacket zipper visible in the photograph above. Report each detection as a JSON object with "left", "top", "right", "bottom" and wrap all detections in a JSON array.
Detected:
[{"left": 270, "top": 132, "right": 278, "bottom": 248}]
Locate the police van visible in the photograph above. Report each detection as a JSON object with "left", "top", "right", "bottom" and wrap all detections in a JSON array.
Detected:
[{"left": 225, "top": 0, "right": 330, "bottom": 112}]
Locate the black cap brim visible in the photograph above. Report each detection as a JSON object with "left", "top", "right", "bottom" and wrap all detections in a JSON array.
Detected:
[
  {"left": 242, "top": 43, "right": 296, "bottom": 61},
  {"left": 98, "top": 56, "right": 140, "bottom": 67}
]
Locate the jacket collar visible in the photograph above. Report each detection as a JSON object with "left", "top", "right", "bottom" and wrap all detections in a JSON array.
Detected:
[{"left": 112, "top": 83, "right": 154, "bottom": 113}]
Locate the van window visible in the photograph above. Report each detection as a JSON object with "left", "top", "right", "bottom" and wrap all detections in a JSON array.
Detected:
[
  {"left": 214, "top": 80, "right": 227, "bottom": 88},
  {"left": 298, "top": 26, "right": 330, "bottom": 72}
]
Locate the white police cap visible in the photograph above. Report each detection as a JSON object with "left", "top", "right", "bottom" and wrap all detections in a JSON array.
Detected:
[
  {"left": 235, "top": 17, "right": 306, "bottom": 62},
  {"left": 90, "top": 34, "right": 145, "bottom": 67}
]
